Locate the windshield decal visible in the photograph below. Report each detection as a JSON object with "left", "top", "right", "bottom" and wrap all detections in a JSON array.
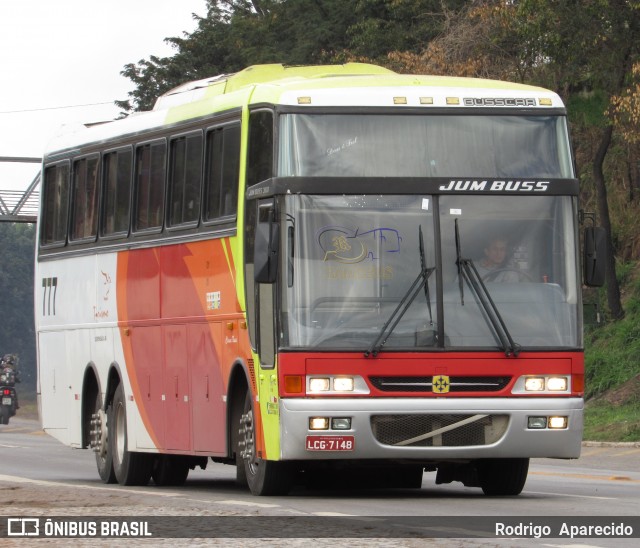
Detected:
[{"left": 318, "top": 226, "right": 402, "bottom": 264}]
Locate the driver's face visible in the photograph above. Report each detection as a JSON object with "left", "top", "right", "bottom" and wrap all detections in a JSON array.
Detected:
[{"left": 484, "top": 240, "right": 508, "bottom": 267}]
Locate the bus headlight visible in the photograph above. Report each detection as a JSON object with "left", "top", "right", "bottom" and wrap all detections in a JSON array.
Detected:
[
  {"left": 333, "top": 377, "right": 354, "bottom": 392},
  {"left": 546, "top": 377, "right": 568, "bottom": 391},
  {"left": 524, "top": 377, "right": 545, "bottom": 391},
  {"left": 305, "top": 375, "right": 370, "bottom": 395},
  {"left": 515, "top": 375, "right": 571, "bottom": 394},
  {"left": 308, "top": 378, "right": 330, "bottom": 392}
]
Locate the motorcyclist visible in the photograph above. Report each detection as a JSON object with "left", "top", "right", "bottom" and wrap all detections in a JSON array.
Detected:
[{"left": 0, "top": 354, "right": 19, "bottom": 409}]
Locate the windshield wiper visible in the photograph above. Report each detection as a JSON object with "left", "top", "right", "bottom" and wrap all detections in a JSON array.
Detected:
[
  {"left": 454, "top": 219, "right": 520, "bottom": 357},
  {"left": 365, "top": 226, "right": 435, "bottom": 358}
]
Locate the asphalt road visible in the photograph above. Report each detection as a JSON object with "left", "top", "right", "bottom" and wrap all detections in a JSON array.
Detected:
[{"left": 1, "top": 416, "right": 638, "bottom": 546}]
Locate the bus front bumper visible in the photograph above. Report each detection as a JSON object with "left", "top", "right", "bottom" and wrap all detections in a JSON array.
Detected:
[{"left": 279, "top": 397, "right": 583, "bottom": 461}]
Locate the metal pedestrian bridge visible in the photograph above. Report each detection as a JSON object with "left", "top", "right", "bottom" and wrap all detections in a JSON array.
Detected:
[{"left": 0, "top": 156, "right": 40, "bottom": 223}]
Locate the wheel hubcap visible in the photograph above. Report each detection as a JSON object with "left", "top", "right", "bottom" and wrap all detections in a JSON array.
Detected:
[{"left": 239, "top": 408, "right": 257, "bottom": 475}]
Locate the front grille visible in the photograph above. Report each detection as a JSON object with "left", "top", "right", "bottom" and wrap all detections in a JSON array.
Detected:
[
  {"left": 371, "top": 414, "right": 509, "bottom": 447},
  {"left": 369, "top": 376, "right": 511, "bottom": 393}
]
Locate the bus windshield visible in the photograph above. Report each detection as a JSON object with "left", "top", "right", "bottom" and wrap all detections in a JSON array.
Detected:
[
  {"left": 278, "top": 113, "right": 574, "bottom": 178},
  {"left": 280, "top": 193, "right": 580, "bottom": 352}
]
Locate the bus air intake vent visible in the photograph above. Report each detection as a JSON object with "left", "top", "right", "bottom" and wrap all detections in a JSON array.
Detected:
[
  {"left": 369, "top": 376, "right": 511, "bottom": 393},
  {"left": 370, "top": 414, "right": 509, "bottom": 447}
]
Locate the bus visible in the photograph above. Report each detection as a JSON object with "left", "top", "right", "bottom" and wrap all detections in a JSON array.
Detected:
[{"left": 36, "top": 63, "right": 604, "bottom": 496}]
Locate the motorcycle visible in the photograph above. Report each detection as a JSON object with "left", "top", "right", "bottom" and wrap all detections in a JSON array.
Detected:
[{"left": 0, "top": 358, "right": 19, "bottom": 425}]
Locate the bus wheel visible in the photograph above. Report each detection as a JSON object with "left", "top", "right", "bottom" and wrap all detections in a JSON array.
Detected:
[
  {"left": 93, "top": 392, "right": 116, "bottom": 483},
  {"left": 152, "top": 455, "right": 189, "bottom": 486},
  {"left": 478, "top": 458, "right": 529, "bottom": 496},
  {"left": 237, "top": 391, "right": 294, "bottom": 496},
  {"left": 109, "top": 383, "right": 152, "bottom": 486}
]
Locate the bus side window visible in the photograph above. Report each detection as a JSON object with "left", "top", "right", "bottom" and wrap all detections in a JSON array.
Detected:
[
  {"left": 102, "top": 148, "right": 132, "bottom": 237},
  {"left": 70, "top": 156, "right": 99, "bottom": 241},
  {"left": 168, "top": 131, "right": 203, "bottom": 227},
  {"left": 247, "top": 110, "right": 273, "bottom": 187},
  {"left": 204, "top": 124, "right": 241, "bottom": 223},
  {"left": 134, "top": 140, "right": 166, "bottom": 232},
  {"left": 41, "top": 162, "right": 70, "bottom": 246}
]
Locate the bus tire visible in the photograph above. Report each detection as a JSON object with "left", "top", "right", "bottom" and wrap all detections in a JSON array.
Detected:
[
  {"left": 152, "top": 455, "right": 190, "bottom": 486},
  {"left": 478, "top": 458, "right": 529, "bottom": 496},
  {"left": 238, "top": 391, "right": 294, "bottom": 496},
  {"left": 109, "top": 383, "right": 152, "bottom": 486},
  {"left": 94, "top": 392, "right": 116, "bottom": 484}
]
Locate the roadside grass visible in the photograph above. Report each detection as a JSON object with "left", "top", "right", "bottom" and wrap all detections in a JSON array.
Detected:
[
  {"left": 583, "top": 262, "right": 640, "bottom": 442},
  {"left": 584, "top": 400, "right": 640, "bottom": 442}
]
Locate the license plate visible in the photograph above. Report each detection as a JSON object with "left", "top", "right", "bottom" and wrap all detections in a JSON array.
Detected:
[
  {"left": 306, "top": 435, "right": 355, "bottom": 451},
  {"left": 2, "top": 397, "right": 12, "bottom": 405}
]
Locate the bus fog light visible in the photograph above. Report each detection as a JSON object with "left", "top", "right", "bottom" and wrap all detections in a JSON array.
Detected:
[
  {"left": 309, "top": 417, "right": 329, "bottom": 430},
  {"left": 547, "top": 377, "right": 568, "bottom": 391},
  {"left": 524, "top": 377, "right": 545, "bottom": 391},
  {"left": 548, "top": 416, "right": 568, "bottom": 429},
  {"left": 528, "top": 416, "right": 547, "bottom": 429},
  {"left": 333, "top": 377, "right": 354, "bottom": 391},
  {"left": 331, "top": 417, "right": 352, "bottom": 430},
  {"left": 309, "top": 378, "right": 330, "bottom": 392}
]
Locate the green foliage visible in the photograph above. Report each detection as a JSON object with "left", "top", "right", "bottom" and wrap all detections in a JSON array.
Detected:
[
  {"left": 0, "top": 223, "right": 36, "bottom": 390},
  {"left": 584, "top": 267, "right": 640, "bottom": 398},
  {"left": 117, "top": 0, "right": 468, "bottom": 113},
  {"left": 567, "top": 91, "right": 610, "bottom": 128},
  {"left": 584, "top": 401, "right": 640, "bottom": 442}
]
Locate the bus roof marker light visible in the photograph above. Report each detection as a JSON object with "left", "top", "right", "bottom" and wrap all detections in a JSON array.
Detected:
[
  {"left": 297, "top": 96, "right": 312, "bottom": 105},
  {"left": 420, "top": 97, "right": 434, "bottom": 105},
  {"left": 539, "top": 98, "right": 553, "bottom": 106},
  {"left": 446, "top": 97, "right": 460, "bottom": 105},
  {"left": 393, "top": 97, "right": 408, "bottom": 105}
]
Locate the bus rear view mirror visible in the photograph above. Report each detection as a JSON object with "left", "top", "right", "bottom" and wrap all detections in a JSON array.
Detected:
[
  {"left": 583, "top": 226, "right": 606, "bottom": 287},
  {"left": 254, "top": 220, "right": 280, "bottom": 284}
]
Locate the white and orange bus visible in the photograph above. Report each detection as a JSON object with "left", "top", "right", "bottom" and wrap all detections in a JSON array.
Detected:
[{"left": 36, "top": 64, "right": 603, "bottom": 496}]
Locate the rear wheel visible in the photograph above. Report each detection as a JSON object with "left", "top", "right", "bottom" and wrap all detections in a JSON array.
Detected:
[
  {"left": 478, "top": 458, "right": 529, "bottom": 496},
  {"left": 110, "top": 383, "right": 152, "bottom": 486},
  {"left": 93, "top": 392, "right": 116, "bottom": 484},
  {"left": 237, "top": 391, "right": 294, "bottom": 496},
  {"left": 152, "top": 455, "right": 190, "bottom": 486}
]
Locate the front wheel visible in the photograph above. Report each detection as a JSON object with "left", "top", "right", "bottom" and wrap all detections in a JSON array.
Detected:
[
  {"left": 109, "top": 383, "right": 152, "bottom": 486},
  {"left": 478, "top": 458, "right": 529, "bottom": 496},
  {"left": 237, "top": 391, "right": 294, "bottom": 496}
]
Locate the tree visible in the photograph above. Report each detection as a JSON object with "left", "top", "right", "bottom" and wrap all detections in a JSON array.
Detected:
[{"left": 117, "top": 0, "right": 468, "bottom": 113}]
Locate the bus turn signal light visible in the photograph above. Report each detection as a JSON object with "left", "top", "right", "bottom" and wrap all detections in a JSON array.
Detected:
[{"left": 284, "top": 375, "right": 303, "bottom": 394}]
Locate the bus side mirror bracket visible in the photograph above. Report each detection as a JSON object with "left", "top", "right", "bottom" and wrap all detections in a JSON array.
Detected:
[
  {"left": 583, "top": 226, "right": 606, "bottom": 287},
  {"left": 254, "top": 209, "right": 279, "bottom": 284}
]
